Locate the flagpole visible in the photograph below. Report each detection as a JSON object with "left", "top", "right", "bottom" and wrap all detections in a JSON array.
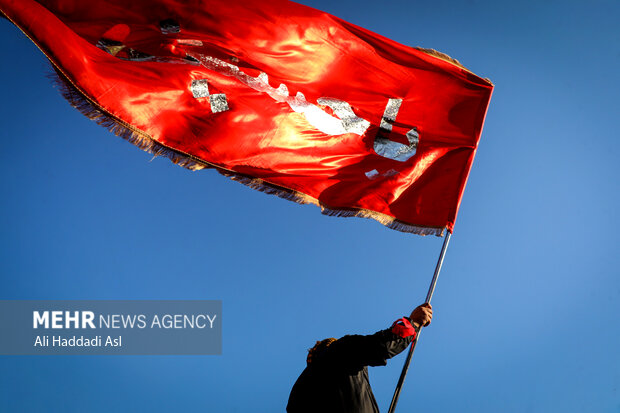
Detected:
[{"left": 387, "top": 230, "right": 452, "bottom": 413}]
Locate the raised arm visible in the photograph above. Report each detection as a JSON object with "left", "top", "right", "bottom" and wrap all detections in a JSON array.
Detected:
[{"left": 326, "top": 304, "right": 433, "bottom": 369}]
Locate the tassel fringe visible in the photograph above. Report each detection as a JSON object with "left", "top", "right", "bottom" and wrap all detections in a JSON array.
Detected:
[
  {"left": 416, "top": 47, "right": 494, "bottom": 85},
  {"left": 49, "top": 68, "right": 445, "bottom": 236}
]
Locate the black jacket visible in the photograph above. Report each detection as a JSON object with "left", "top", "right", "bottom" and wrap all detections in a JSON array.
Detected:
[{"left": 287, "top": 319, "right": 416, "bottom": 413}]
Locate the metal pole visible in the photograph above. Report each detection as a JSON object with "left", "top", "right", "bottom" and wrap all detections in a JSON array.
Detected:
[{"left": 387, "top": 230, "right": 452, "bottom": 413}]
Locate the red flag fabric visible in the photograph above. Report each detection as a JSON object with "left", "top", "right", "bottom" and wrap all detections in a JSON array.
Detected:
[{"left": 0, "top": 0, "right": 493, "bottom": 235}]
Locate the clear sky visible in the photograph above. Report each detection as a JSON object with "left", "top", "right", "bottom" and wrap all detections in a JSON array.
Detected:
[{"left": 0, "top": 0, "right": 618, "bottom": 412}]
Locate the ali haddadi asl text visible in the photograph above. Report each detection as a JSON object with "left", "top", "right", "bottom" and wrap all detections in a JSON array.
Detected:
[{"left": 33, "top": 335, "right": 121, "bottom": 347}]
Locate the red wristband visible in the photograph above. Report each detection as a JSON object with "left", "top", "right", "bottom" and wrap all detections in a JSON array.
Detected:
[{"left": 391, "top": 317, "right": 416, "bottom": 338}]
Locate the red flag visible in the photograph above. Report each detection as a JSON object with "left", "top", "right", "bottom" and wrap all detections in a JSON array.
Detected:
[{"left": 0, "top": 0, "right": 493, "bottom": 235}]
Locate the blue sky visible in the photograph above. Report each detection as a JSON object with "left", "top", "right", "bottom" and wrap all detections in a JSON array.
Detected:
[{"left": 1, "top": 0, "right": 619, "bottom": 412}]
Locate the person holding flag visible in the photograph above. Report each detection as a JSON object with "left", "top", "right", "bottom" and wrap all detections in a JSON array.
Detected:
[{"left": 287, "top": 303, "right": 433, "bottom": 413}]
